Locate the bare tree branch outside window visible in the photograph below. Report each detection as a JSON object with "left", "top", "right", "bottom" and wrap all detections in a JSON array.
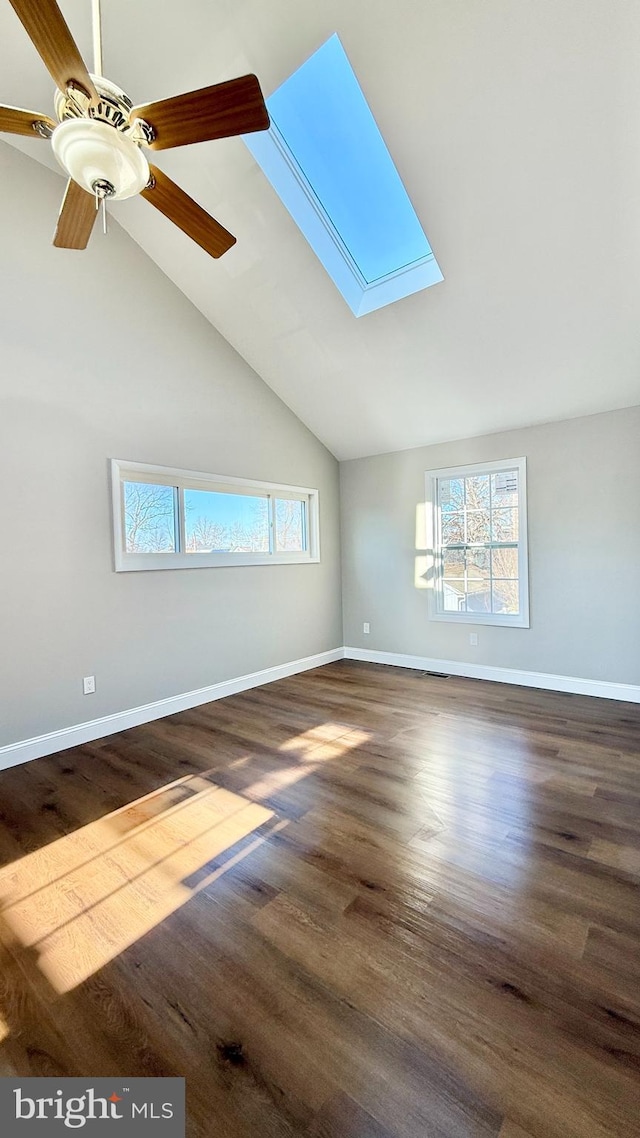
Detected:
[{"left": 124, "top": 483, "right": 176, "bottom": 552}]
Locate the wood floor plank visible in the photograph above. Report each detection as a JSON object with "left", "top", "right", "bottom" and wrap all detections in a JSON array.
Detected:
[
  {"left": 0, "top": 660, "right": 638, "bottom": 1136},
  {"left": 582, "top": 924, "right": 640, "bottom": 990},
  {"left": 588, "top": 840, "right": 640, "bottom": 877},
  {"left": 304, "top": 1092, "right": 404, "bottom": 1137},
  {"left": 498, "top": 1122, "right": 535, "bottom": 1138}
]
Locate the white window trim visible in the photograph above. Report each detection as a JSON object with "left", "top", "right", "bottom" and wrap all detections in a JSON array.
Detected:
[
  {"left": 244, "top": 122, "right": 443, "bottom": 318},
  {"left": 425, "top": 456, "right": 529, "bottom": 628},
  {"left": 111, "top": 459, "right": 320, "bottom": 572}
]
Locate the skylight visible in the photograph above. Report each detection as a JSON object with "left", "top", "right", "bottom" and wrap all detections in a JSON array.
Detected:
[{"left": 244, "top": 35, "right": 443, "bottom": 316}]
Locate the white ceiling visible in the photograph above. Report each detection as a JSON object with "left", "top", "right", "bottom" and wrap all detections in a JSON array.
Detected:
[{"left": 2, "top": 0, "right": 640, "bottom": 460}]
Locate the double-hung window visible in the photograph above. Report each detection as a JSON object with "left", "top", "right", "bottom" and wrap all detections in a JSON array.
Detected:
[
  {"left": 426, "top": 457, "right": 529, "bottom": 627},
  {"left": 112, "top": 460, "right": 320, "bottom": 571}
]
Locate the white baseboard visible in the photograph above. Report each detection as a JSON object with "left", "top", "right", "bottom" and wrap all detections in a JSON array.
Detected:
[
  {"left": 3, "top": 644, "right": 637, "bottom": 772},
  {"left": 344, "top": 647, "right": 640, "bottom": 703},
  {"left": 0, "top": 648, "right": 345, "bottom": 772}
]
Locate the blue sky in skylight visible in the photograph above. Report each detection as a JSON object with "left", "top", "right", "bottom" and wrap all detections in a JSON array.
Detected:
[{"left": 267, "top": 34, "right": 432, "bottom": 284}]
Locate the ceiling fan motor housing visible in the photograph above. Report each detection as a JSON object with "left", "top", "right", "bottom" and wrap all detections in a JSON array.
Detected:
[
  {"left": 55, "top": 75, "right": 134, "bottom": 132},
  {"left": 51, "top": 75, "right": 151, "bottom": 200}
]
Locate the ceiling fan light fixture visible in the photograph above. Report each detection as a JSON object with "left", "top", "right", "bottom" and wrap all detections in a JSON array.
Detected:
[
  {"left": 1, "top": 0, "right": 269, "bottom": 252},
  {"left": 51, "top": 118, "right": 149, "bottom": 200}
]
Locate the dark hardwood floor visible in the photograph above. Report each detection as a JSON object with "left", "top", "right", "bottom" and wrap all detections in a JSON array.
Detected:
[{"left": 0, "top": 660, "right": 639, "bottom": 1137}]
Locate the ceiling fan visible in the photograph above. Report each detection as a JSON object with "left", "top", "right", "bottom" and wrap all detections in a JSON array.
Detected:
[{"left": 0, "top": 0, "right": 270, "bottom": 255}]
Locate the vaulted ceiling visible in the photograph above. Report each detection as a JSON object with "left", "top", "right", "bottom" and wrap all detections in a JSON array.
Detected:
[{"left": 2, "top": 0, "right": 640, "bottom": 459}]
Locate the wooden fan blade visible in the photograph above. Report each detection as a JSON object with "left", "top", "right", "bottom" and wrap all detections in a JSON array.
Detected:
[
  {"left": 131, "top": 75, "right": 269, "bottom": 151},
  {"left": 0, "top": 104, "right": 56, "bottom": 137},
  {"left": 53, "top": 179, "right": 97, "bottom": 250},
  {"left": 141, "top": 165, "right": 236, "bottom": 259},
  {"left": 7, "top": 0, "right": 97, "bottom": 100}
]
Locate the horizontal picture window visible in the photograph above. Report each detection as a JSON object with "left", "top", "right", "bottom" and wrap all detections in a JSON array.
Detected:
[{"left": 112, "top": 460, "right": 320, "bottom": 572}]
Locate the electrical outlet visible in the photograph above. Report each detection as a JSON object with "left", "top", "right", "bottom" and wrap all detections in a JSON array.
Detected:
[
  {"left": 469, "top": 633, "right": 478, "bottom": 647},
  {"left": 83, "top": 675, "right": 96, "bottom": 695},
  {"left": 363, "top": 622, "right": 370, "bottom": 634}
]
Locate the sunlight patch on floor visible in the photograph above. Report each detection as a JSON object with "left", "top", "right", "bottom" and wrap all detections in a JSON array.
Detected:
[
  {"left": 279, "top": 724, "right": 370, "bottom": 756},
  {"left": 0, "top": 774, "right": 274, "bottom": 995},
  {"left": 243, "top": 725, "right": 371, "bottom": 798}
]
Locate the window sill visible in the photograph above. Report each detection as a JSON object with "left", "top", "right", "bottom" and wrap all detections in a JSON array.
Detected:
[
  {"left": 429, "top": 610, "right": 530, "bottom": 629},
  {"left": 115, "top": 553, "right": 320, "bottom": 573}
]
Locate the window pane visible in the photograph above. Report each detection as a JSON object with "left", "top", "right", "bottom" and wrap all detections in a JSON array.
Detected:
[
  {"left": 466, "top": 509, "right": 491, "bottom": 543},
  {"left": 492, "top": 579, "right": 519, "bottom": 614},
  {"left": 184, "top": 489, "right": 269, "bottom": 553},
  {"left": 491, "top": 470, "right": 518, "bottom": 507},
  {"left": 441, "top": 512, "right": 465, "bottom": 545},
  {"left": 439, "top": 477, "right": 464, "bottom": 512},
  {"left": 443, "top": 579, "right": 493, "bottom": 614},
  {"left": 442, "top": 549, "right": 465, "bottom": 577},
  {"left": 466, "top": 548, "right": 491, "bottom": 582},
  {"left": 465, "top": 474, "right": 490, "bottom": 510},
  {"left": 491, "top": 547, "right": 519, "bottom": 578},
  {"left": 123, "top": 481, "right": 176, "bottom": 553},
  {"left": 276, "top": 499, "right": 306, "bottom": 552},
  {"left": 492, "top": 508, "right": 518, "bottom": 542},
  {"left": 466, "top": 577, "right": 491, "bottom": 612},
  {"left": 443, "top": 580, "right": 466, "bottom": 611}
]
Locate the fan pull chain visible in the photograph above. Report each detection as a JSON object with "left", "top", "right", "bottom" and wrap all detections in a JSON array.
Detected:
[{"left": 94, "top": 185, "right": 109, "bottom": 235}]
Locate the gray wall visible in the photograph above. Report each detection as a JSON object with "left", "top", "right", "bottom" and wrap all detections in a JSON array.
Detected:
[
  {"left": 341, "top": 406, "right": 640, "bottom": 685},
  {"left": 0, "top": 144, "right": 342, "bottom": 748}
]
